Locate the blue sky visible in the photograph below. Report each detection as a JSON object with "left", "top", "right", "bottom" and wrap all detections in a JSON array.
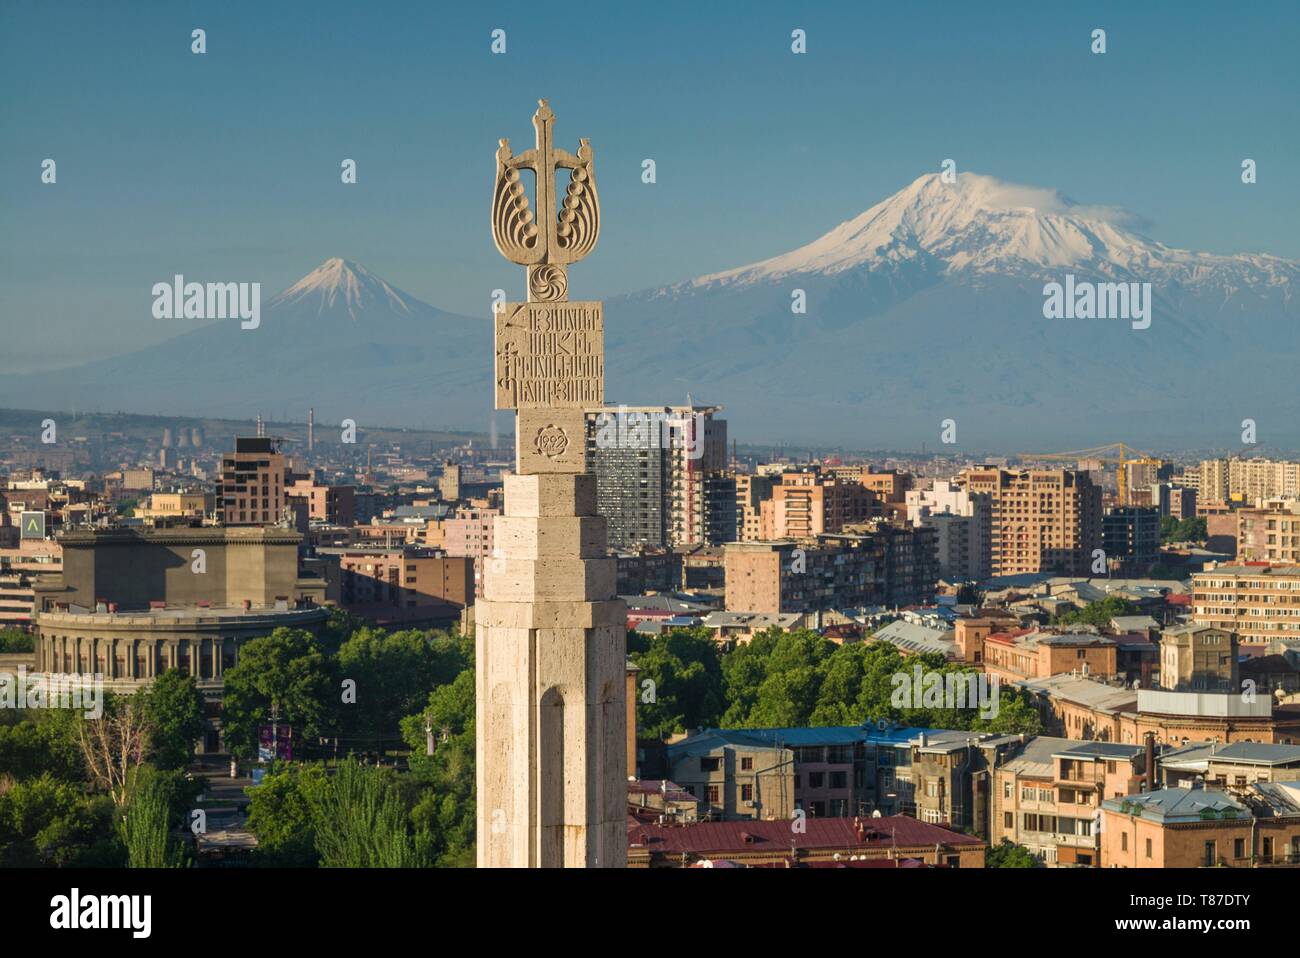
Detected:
[{"left": 2, "top": 0, "right": 1296, "bottom": 372}]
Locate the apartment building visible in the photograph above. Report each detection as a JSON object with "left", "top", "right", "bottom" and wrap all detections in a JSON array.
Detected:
[
  {"left": 1160, "top": 624, "right": 1239, "bottom": 691},
  {"left": 1102, "top": 506, "right": 1160, "bottom": 572},
  {"left": 982, "top": 630, "right": 1119, "bottom": 685},
  {"left": 1161, "top": 741, "right": 1300, "bottom": 788},
  {"left": 216, "top": 437, "right": 287, "bottom": 526},
  {"left": 725, "top": 539, "right": 873, "bottom": 614},
  {"left": 723, "top": 525, "right": 937, "bottom": 614},
  {"left": 1151, "top": 482, "right": 1197, "bottom": 520},
  {"left": 1101, "top": 782, "right": 1300, "bottom": 867},
  {"left": 735, "top": 474, "right": 775, "bottom": 542},
  {"left": 993, "top": 738, "right": 1146, "bottom": 866},
  {"left": 329, "top": 549, "right": 473, "bottom": 615},
  {"left": 956, "top": 467, "right": 1103, "bottom": 576},
  {"left": 442, "top": 504, "right": 499, "bottom": 598},
  {"left": 1192, "top": 565, "right": 1300, "bottom": 647},
  {"left": 759, "top": 469, "right": 874, "bottom": 539},
  {"left": 837, "top": 523, "right": 939, "bottom": 608},
  {"left": 586, "top": 405, "right": 732, "bottom": 550},
  {"left": 667, "top": 725, "right": 1015, "bottom": 833},
  {"left": 907, "top": 730, "right": 1023, "bottom": 835},
  {"left": 1196, "top": 457, "right": 1300, "bottom": 505},
  {"left": 665, "top": 730, "right": 796, "bottom": 820},
  {"left": 287, "top": 478, "right": 355, "bottom": 526},
  {"left": 0, "top": 539, "right": 61, "bottom": 630},
  {"left": 1237, "top": 500, "right": 1300, "bottom": 564},
  {"left": 905, "top": 479, "right": 992, "bottom": 582}
]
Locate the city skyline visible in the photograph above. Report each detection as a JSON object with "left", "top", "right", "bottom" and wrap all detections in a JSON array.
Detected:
[{"left": 3, "top": 0, "right": 1300, "bottom": 901}]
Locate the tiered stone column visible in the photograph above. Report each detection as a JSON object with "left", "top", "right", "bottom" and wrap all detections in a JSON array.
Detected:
[
  {"left": 475, "top": 473, "right": 626, "bottom": 867},
  {"left": 477, "top": 101, "right": 626, "bottom": 868}
]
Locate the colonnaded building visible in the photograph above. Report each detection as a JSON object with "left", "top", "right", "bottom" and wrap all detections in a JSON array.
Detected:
[{"left": 30, "top": 526, "right": 328, "bottom": 752}]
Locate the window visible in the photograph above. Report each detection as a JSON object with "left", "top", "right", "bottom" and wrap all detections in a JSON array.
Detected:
[
  {"left": 808, "top": 772, "right": 825, "bottom": 789},
  {"left": 740, "top": 756, "right": 753, "bottom": 771},
  {"left": 1203, "top": 841, "right": 1217, "bottom": 867},
  {"left": 830, "top": 771, "right": 847, "bottom": 789},
  {"left": 1003, "top": 812, "right": 1013, "bottom": 828},
  {"left": 740, "top": 784, "right": 753, "bottom": 803},
  {"left": 700, "top": 757, "right": 720, "bottom": 772},
  {"left": 1234, "top": 838, "right": 1245, "bottom": 860},
  {"left": 706, "top": 785, "right": 719, "bottom": 804},
  {"left": 1145, "top": 838, "right": 1152, "bottom": 858},
  {"left": 1121, "top": 833, "right": 1128, "bottom": 852}
]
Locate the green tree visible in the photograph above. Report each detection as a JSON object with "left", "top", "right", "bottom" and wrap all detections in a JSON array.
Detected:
[
  {"left": 972, "top": 687, "right": 1044, "bottom": 736},
  {"left": 0, "top": 709, "right": 86, "bottom": 783},
  {"left": 1053, "top": 596, "right": 1141, "bottom": 628},
  {"left": 139, "top": 670, "right": 206, "bottom": 770},
  {"left": 245, "top": 763, "right": 329, "bottom": 867},
  {"left": 0, "top": 773, "right": 117, "bottom": 866},
  {"left": 1161, "top": 515, "right": 1207, "bottom": 545},
  {"left": 629, "top": 627, "right": 725, "bottom": 739},
  {"left": 0, "top": 628, "right": 34, "bottom": 653},
  {"left": 335, "top": 627, "right": 469, "bottom": 750},
  {"left": 986, "top": 838, "right": 1042, "bottom": 867},
  {"left": 119, "top": 767, "right": 188, "bottom": 868},
  {"left": 221, "top": 628, "right": 336, "bottom": 759},
  {"left": 401, "top": 668, "right": 476, "bottom": 866},
  {"left": 309, "top": 758, "right": 427, "bottom": 868}
]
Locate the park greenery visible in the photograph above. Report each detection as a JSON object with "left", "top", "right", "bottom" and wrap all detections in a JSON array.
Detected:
[
  {"left": 628, "top": 625, "right": 1043, "bottom": 737},
  {"left": 0, "top": 686, "right": 203, "bottom": 867},
  {"left": 3, "top": 614, "right": 1045, "bottom": 867}
]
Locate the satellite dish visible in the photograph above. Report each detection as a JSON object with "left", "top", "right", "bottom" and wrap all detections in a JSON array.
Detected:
[{"left": 871, "top": 809, "right": 882, "bottom": 818}]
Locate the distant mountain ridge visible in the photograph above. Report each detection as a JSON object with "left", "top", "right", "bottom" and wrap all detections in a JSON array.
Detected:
[{"left": 6, "top": 174, "right": 1298, "bottom": 448}]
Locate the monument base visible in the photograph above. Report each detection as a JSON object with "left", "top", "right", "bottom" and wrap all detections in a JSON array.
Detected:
[{"left": 475, "top": 473, "right": 628, "bottom": 868}]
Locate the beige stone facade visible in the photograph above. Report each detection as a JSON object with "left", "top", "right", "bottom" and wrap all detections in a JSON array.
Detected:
[
  {"left": 1193, "top": 564, "right": 1300, "bottom": 647},
  {"left": 475, "top": 474, "right": 627, "bottom": 867}
]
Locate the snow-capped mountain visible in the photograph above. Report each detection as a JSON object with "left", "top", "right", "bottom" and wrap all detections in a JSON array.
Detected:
[
  {"left": 5, "top": 174, "right": 1297, "bottom": 448},
  {"left": 602, "top": 172, "right": 1300, "bottom": 447},
  {"left": 0, "top": 259, "right": 492, "bottom": 432},
  {"left": 693, "top": 172, "right": 1294, "bottom": 294},
  {"left": 270, "top": 257, "right": 420, "bottom": 320}
]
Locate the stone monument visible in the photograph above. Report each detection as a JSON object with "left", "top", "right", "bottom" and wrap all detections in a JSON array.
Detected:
[{"left": 476, "top": 100, "right": 627, "bottom": 867}]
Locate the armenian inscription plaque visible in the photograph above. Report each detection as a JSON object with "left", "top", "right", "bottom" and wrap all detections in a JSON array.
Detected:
[{"left": 494, "top": 300, "right": 604, "bottom": 410}]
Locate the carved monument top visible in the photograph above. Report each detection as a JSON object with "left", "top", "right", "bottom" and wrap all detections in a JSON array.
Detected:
[{"left": 492, "top": 100, "right": 601, "bottom": 303}]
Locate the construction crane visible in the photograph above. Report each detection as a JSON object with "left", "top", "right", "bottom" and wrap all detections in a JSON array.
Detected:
[{"left": 1016, "top": 442, "right": 1163, "bottom": 505}]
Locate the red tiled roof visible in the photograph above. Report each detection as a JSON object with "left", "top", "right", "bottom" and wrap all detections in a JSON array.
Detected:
[
  {"left": 985, "top": 628, "right": 1037, "bottom": 645},
  {"left": 750, "top": 857, "right": 940, "bottom": 868},
  {"left": 627, "top": 815, "right": 982, "bottom": 856},
  {"left": 1165, "top": 594, "right": 1192, "bottom": 606}
]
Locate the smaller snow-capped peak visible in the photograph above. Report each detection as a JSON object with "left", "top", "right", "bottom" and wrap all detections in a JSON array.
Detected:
[
  {"left": 693, "top": 172, "right": 1291, "bottom": 289},
  {"left": 271, "top": 257, "right": 416, "bottom": 318}
]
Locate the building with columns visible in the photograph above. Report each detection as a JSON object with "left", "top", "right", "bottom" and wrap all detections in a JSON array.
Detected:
[{"left": 31, "top": 525, "right": 329, "bottom": 752}]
